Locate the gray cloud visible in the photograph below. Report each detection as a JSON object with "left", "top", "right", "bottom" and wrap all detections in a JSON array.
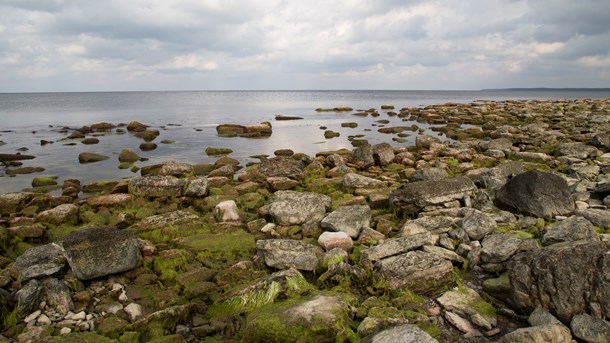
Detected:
[{"left": 0, "top": 0, "right": 608, "bottom": 91}]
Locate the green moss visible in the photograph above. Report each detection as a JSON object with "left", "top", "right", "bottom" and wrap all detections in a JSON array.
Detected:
[
  {"left": 495, "top": 225, "right": 516, "bottom": 234},
  {"left": 417, "top": 321, "right": 441, "bottom": 341},
  {"left": 508, "top": 230, "right": 535, "bottom": 239},
  {"left": 178, "top": 230, "right": 255, "bottom": 261},
  {"left": 208, "top": 187, "right": 223, "bottom": 196}
]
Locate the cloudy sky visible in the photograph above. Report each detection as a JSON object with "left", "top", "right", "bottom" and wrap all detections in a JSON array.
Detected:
[{"left": 1, "top": 0, "right": 609, "bottom": 92}]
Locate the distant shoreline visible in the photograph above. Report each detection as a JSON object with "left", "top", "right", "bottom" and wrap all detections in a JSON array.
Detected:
[{"left": 482, "top": 87, "right": 610, "bottom": 92}]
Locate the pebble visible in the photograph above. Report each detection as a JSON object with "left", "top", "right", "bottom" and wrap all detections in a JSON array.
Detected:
[
  {"left": 60, "top": 327, "right": 72, "bottom": 335},
  {"left": 37, "top": 314, "right": 51, "bottom": 325},
  {"left": 23, "top": 310, "right": 41, "bottom": 324},
  {"left": 71, "top": 311, "right": 86, "bottom": 321}
]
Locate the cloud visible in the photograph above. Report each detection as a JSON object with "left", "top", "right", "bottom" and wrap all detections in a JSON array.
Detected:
[{"left": 0, "top": 0, "right": 608, "bottom": 91}]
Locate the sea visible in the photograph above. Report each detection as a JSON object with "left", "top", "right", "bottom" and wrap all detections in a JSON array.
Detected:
[{"left": 1, "top": 89, "right": 609, "bottom": 194}]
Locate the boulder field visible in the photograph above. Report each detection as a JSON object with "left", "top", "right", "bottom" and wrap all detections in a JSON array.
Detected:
[{"left": 0, "top": 99, "right": 609, "bottom": 342}]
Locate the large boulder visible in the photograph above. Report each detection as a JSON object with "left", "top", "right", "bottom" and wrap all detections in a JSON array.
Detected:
[
  {"left": 495, "top": 171, "right": 574, "bottom": 219},
  {"left": 361, "top": 232, "right": 432, "bottom": 264},
  {"left": 461, "top": 209, "right": 497, "bottom": 241},
  {"left": 541, "top": 216, "right": 598, "bottom": 246},
  {"left": 62, "top": 227, "right": 141, "bottom": 280},
  {"left": 389, "top": 177, "right": 476, "bottom": 213},
  {"left": 320, "top": 205, "right": 371, "bottom": 238},
  {"left": 479, "top": 233, "right": 539, "bottom": 273},
  {"left": 369, "top": 324, "right": 438, "bottom": 343},
  {"left": 14, "top": 243, "right": 67, "bottom": 282},
  {"left": 128, "top": 175, "right": 186, "bottom": 198},
  {"left": 556, "top": 142, "right": 600, "bottom": 159},
  {"left": 374, "top": 251, "right": 455, "bottom": 294},
  {"left": 575, "top": 209, "right": 610, "bottom": 230},
  {"left": 372, "top": 143, "right": 395, "bottom": 166},
  {"left": 507, "top": 240, "right": 610, "bottom": 324},
  {"left": 259, "top": 157, "right": 305, "bottom": 180},
  {"left": 140, "top": 161, "right": 194, "bottom": 178},
  {"left": 268, "top": 191, "right": 330, "bottom": 226},
  {"left": 351, "top": 144, "right": 375, "bottom": 168},
  {"left": 570, "top": 313, "right": 610, "bottom": 343},
  {"left": 466, "top": 161, "right": 524, "bottom": 189},
  {"left": 35, "top": 203, "right": 79, "bottom": 225},
  {"left": 255, "top": 239, "right": 323, "bottom": 271}
]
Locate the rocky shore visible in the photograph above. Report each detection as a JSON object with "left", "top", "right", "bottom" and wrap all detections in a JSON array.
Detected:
[{"left": 1, "top": 99, "right": 610, "bottom": 342}]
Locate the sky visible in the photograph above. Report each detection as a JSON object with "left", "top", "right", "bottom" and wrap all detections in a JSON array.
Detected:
[{"left": 0, "top": 0, "right": 609, "bottom": 92}]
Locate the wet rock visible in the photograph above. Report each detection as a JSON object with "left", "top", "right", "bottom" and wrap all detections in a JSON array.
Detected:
[
  {"left": 274, "top": 149, "right": 294, "bottom": 157},
  {"left": 62, "top": 227, "right": 141, "bottom": 280},
  {"left": 14, "top": 243, "right": 66, "bottom": 282},
  {"left": 139, "top": 142, "right": 157, "bottom": 151},
  {"left": 78, "top": 152, "right": 109, "bottom": 163},
  {"left": 501, "top": 324, "right": 572, "bottom": 343},
  {"left": 128, "top": 175, "right": 186, "bottom": 198},
  {"left": 133, "top": 129, "right": 160, "bottom": 141},
  {"left": 368, "top": 324, "right": 438, "bottom": 343},
  {"left": 127, "top": 121, "right": 148, "bottom": 132},
  {"left": 0, "top": 192, "right": 36, "bottom": 214},
  {"left": 185, "top": 178, "right": 209, "bottom": 197},
  {"left": 91, "top": 122, "right": 116, "bottom": 131},
  {"left": 374, "top": 250, "right": 455, "bottom": 293},
  {"left": 205, "top": 147, "right": 233, "bottom": 156},
  {"left": 36, "top": 203, "right": 79, "bottom": 225},
  {"left": 352, "top": 144, "right": 375, "bottom": 168},
  {"left": 81, "top": 137, "right": 99, "bottom": 145},
  {"left": 0, "top": 153, "right": 35, "bottom": 162},
  {"left": 342, "top": 173, "right": 384, "bottom": 190},
  {"left": 320, "top": 205, "right": 371, "bottom": 238},
  {"left": 389, "top": 177, "right": 476, "bottom": 213},
  {"left": 31, "top": 176, "right": 58, "bottom": 187},
  {"left": 118, "top": 149, "right": 140, "bottom": 163},
  {"left": 507, "top": 240, "right": 610, "bottom": 323},
  {"left": 462, "top": 210, "right": 497, "bottom": 241},
  {"left": 214, "top": 200, "right": 241, "bottom": 223},
  {"left": 269, "top": 190, "right": 330, "bottom": 226},
  {"left": 372, "top": 143, "right": 395, "bottom": 166},
  {"left": 259, "top": 156, "right": 305, "bottom": 180},
  {"left": 216, "top": 124, "right": 246, "bottom": 136},
  {"left": 256, "top": 239, "right": 323, "bottom": 271},
  {"left": 541, "top": 216, "right": 598, "bottom": 246},
  {"left": 570, "top": 313, "right": 610, "bottom": 343},
  {"left": 495, "top": 171, "right": 574, "bottom": 219},
  {"left": 275, "top": 115, "right": 303, "bottom": 120},
  {"left": 318, "top": 231, "right": 353, "bottom": 251}
]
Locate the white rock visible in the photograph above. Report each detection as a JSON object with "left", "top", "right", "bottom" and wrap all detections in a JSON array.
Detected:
[
  {"left": 71, "top": 311, "right": 86, "bottom": 321},
  {"left": 318, "top": 231, "right": 353, "bottom": 251},
  {"left": 124, "top": 303, "right": 143, "bottom": 322},
  {"left": 86, "top": 314, "right": 93, "bottom": 321},
  {"left": 214, "top": 200, "right": 241, "bottom": 222},
  {"left": 78, "top": 321, "right": 90, "bottom": 331},
  {"left": 37, "top": 314, "right": 51, "bottom": 325},
  {"left": 60, "top": 327, "right": 72, "bottom": 335},
  {"left": 23, "top": 310, "right": 41, "bottom": 324},
  {"left": 111, "top": 283, "right": 123, "bottom": 292},
  {"left": 118, "top": 291, "right": 129, "bottom": 302}
]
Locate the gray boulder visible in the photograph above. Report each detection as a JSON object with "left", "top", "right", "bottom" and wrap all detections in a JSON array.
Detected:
[
  {"left": 556, "top": 142, "right": 600, "bottom": 159},
  {"left": 256, "top": 239, "right": 323, "bottom": 271},
  {"left": 361, "top": 232, "right": 432, "bottom": 264},
  {"left": 16, "top": 280, "right": 43, "bottom": 319},
  {"left": 128, "top": 175, "right": 186, "bottom": 198},
  {"left": 501, "top": 324, "right": 572, "bottom": 343},
  {"left": 495, "top": 171, "right": 574, "bottom": 219},
  {"left": 508, "top": 240, "right": 610, "bottom": 323},
  {"left": 479, "top": 233, "right": 539, "bottom": 273},
  {"left": 62, "top": 227, "right": 141, "bottom": 280},
  {"left": 342, "top": 173, "right": 385, "bottom": 190},
  {"left": 570, "top": 313, "right": 610, "bottom": 343},
  {"left": 14, "top": 243, "right": 66, "bottom": 282},
  {"left": 269, "top": 191, "right": 330, "bottom": 226},
  {"left": 352, "top": 144, "right": 375, "bottom": 168},
  {"left": 408, "top": 167, "right": 448, "bottom": 182},
  {"left": 369, "top": 324, "right": 438, "bottom": 343},
  {"left": 374, "top": 251, "right": 454, "bottom": 293},
  {"left": 184, "top": 178, "right": 209, "bottom": 198},
  {"left": 259, "top": 156, "right": 305, "bottom": 180},
  {"left": 0, "top": 192, "right": 36, "bottom": 215},
  {"left": 140, "top": 161, "right": 194, "bottom": 177},
  {"left": 389, "top": 177, "right": 476, "bottom": 213},
  {"left": 320, "top": 205, "right": 371, "bottom": 238},
  {"left": 466, "top": 161, "right": 524, "bottom": 189},
  {"left": 576, "top": 209, "right": 610, "bottom": 230},
  {"left": 372, "top": 143, "right": 395, "bottom": 166},
  {"left": 541, "top": 216, "right": 598, "bottom": 246},
  {"left": 462, "top": 210, "right": 497, "bottom": 241}
]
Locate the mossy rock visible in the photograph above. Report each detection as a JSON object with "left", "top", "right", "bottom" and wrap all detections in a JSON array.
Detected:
[
  {"left": 148, "top": 334, "right": 187, "bottom": 343},
  {"left": 98, "top": 316, "right": 129, "bottom": 337},
  {"left": 31, "top": 176, "right": 58, "bottom": 188},
  {"left": 46, "top": 332, "right": 119, "bottom": 343},
  {"left": 238, "top": 193, "right": 266, "bottom": 212},
  {"left": 206, "top": 147, "right": 233, "bottom": 156},
  {"left": 173, "top": 230, "right": 255, "bottom": 260},
  {"left": 324, "top": 130, "right": 340, "bottom": 139}
]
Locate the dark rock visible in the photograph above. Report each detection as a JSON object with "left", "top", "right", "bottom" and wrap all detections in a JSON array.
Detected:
[
  {"left": 205, "top": 147, "right": 233, "bottom": 156},
  {"left": 139, "top": 142, "right": 157, "bottom": 151},
  {"left": 275, "top": 115, "right": 303, "bottom": 120},
  {"left": 78, "top": 152, "right": 109, "bottom": 163},
  {"left": 389, "top": 177, "right": 476, "bottom": 213},
  {"left": 507, "top": 240, "right": 610, "bottom": 324},
  {"left": 62, "top": 227, "right": 141, "bottom": 280},
  {"left": 81, "top": 137, "right": 99, "bottom": 145},
  {"left": 118, "top": 149, "right": 140, "bottom": 163},
  {"left": 16, "top": 279, "right": 43, "bottom": 319},
  {"left": 495, "top": 171, "right": 574, "bottom": 219},
  {"left": 372, "top": 143, "right": 395, "bottom": 166},
  {"left": 126, "top": 121, "right": 148, "bottom": 132},
  {"left": 0, "top": 153, "right": 35, "bottom": 162}
]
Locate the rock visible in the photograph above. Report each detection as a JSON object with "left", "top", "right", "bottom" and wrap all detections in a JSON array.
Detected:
[
  {"left": 352, "top": 144, "right": 375, "bottom": 168},
  {"left": 214, "top": 200, "right": 241, "bottom": 223},
  {"left": 62, "top": 227, "right": 141, "bottom": 280},
  {"left": 507, "top": 240, "right": 610, "bottom": 323},
  {"left": 139, "top": 142, "right": 157, "bottom": 151},
  {"left": 575, "top": 209, "right": 610, "bottom": 229},
  {"left": 266, "top": 176, "right": 299, "bottom": 191},
  {"left": 36, "top": 203, "right": 79, "bottom": 225},
  {"left": 361, "top": 232, "right": 432, "bottom": 263},
  {"left": 128, "top": 175, "right": 186, "bottom": 198},
  {"left": 462, "top": 210, "right": 497, "bottom": 241},
  {"left": 369, "top": 324, "right": 438, "bottom": 343},
  {"left": 495, "top": 171, "right": 574, "bottom": 219},
  {"left": 372, "top": 143, "right": 395, "bottom": 166},
  {"left": 130, "top": 210, "right": 202, "bottom": 232},
  {"left": 78, "top": 152, "right": 109, "bottom": 163},
  {"left": 409, "top": 167, "right": 448, "bottom": 182},
  {"left": 480, "top": 233, "right": 536, "bottom": 270},
  {"left": 81, "top": 137, "right": 99, "bottom": 145},
  {"left": 256, "top": 239, "right": 323, "bottom": 271},
  {"left": 444, "top": 311, "right": 482, "bottom": 337},
  {"left": 124, "top": 303, "right": 144, "bottom": 322},
  {"left": 44, "top": 278, "right": 73, "bottom": 316},
  {"left": 185, "top": 178, "right": 209, "bottom": 197},
  {"left": 570, "top": 313, "right": 610, "bottom": 343},
  {"left": 275, "top": 115, "right": 303, "bottom": 120},
  {"left": 374, "top": 251, "right": 455, "bottom": 293},
  {"left": 14, "top": 243, "right": 66, "bottom": 282},
  {"left": 342, "top": 173, "right": 384, "bottom": 190},
  {"left": 16, "top": 279, "right": 43, "bottom": 318},
  {"left": 259, "top": 156, "right": 305, "bottom": 180},
  {"left": 85, "top": 194, "right": 133, "bottom": 207},
  {"left": 127, "top": 121, "right": 148, "bottom": 132},
  {"left": 141, "top": 161, "right": 194, "bottom": 177},
  {"left": 557, "top": 142, "right": 600, "bottom": 159},
  {"left": 205, "top": 147, "right": 233, "bottom": 156},
  {"left": 466, "top": 161, "right": 524, "bottom": 189},
  {"left": 590, "top": 133, "right": 610, "bottom": 150},
  {"left": 501, "top": 324, "right": 572, "bottom": 343},
  {"left": 216, "top": 124, "right": 246, "bottom": 136},
  {"left": 208, "top": 164, "right": 235, "bottom": 178},
  {"left": 0, "top": 192, "right": 36, "bottom": 214},
  {"left": 528, "top": 307, "right": 565, "bottom": 327},
  {"left": 274, "top": 149, "right": 294, "bottom": 157},
  {"left": 416, "top": 135, "right": 441, "bottom": 149},
  {"left": 31, "top": 177, "right": 58, "bottom": 187},
  {"left": 324, "top": 130, "right": 340, "bottom": 139},
  {"left": 268, "top": 191, "right": 330, "bottom": 226},
  {"left": 317, "top": 231, "right": 353, "bottom": 251},
  {"left": 117, "top": 149, "right": 140, "bottom": 163},
  {"left": 389, "top": 177, "right": 476, "bottom": 213},
  {"left": 541, "top": 216, "right": 598, "bottom": 246},
  {"left": 320, "top": 205, "right": 371, "bottom": 238},
  {"left": 437, "top": 286, "right": 497, "bottom": 331},
  {"left": 422, "top": 245, "right": 464, "bottom": 264}
]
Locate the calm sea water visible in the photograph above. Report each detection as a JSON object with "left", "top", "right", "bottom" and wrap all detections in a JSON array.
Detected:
[{"left": 1, "top": 90, "right": 609, "bottom": 194}]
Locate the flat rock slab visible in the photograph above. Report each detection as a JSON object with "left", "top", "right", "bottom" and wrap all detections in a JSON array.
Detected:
[
  {"left": 374, "top": 250, "right": 455, "bottom": 294},
  {"left": 389, "top": 176, "right": 476, "bottom": 213},
  {"left": 570, "top": 313, "right": 610, "bottom": 343},
  {"left": 256, "top": 239, "right": 323, "bottom": 271},
  {"left": 501, "top": 324, "right": 572, "bottom": 343},
  {"left": 369, "top": 324, "right": 438, "bottom": 343},
  {"left": 259, "top": 156, "right": 305, "bottom": 180},
  {"left": 131, "top": 210, "right": 203, "bottom": 232},
  {"left": 362, "top": 231, "right": 432, "bottom": 263},
  {"left": 495, "top": 170, "right": 574, "bottom": 219},
  {"left": 62, "top": 227, "right": 141, "bottom": 280},
  {"left": 128, "top": 175, "right": 186, "bottom": 198},
  {"left": 269, "top": 190, "right": 330, "bottom": 226},
  {"left": 320, "top": 205, "right": 371, "bottom": 238},
  {"left": 541, "top": 216, "right": 598, "bottom": 246}
]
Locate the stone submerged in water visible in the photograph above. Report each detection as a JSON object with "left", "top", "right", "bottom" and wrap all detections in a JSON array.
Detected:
[{"left": 78, "top": 152, "right": 109, "bottom": 163}]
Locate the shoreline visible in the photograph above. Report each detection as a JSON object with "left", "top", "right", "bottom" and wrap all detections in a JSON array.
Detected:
[{"left": 0, "top": 98, "right": 610, "bottom": 342}]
